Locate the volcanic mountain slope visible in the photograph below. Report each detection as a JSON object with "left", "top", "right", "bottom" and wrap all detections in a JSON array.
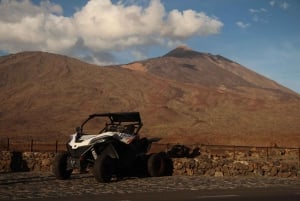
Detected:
[
  {"left": 0, "top": 47, "right": 300, "bottom": 147},
  {"left": 124, "top": 46, "right": 294, "bottom": 95}
]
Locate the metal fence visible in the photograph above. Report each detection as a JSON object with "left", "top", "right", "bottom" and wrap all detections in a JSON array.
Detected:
[{"left": 0, "top": 137, "right": 66, "bottom": 153}]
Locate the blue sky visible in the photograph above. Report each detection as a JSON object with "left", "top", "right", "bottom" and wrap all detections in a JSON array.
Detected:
[{"left": 0, "top": 0, "right": 299, "bottom": 93}]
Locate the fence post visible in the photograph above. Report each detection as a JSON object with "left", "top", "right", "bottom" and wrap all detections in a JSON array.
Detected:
[
  {"left": 6, "top": 137, "right": 9, "bottom": 151},
  {"left": 233, "top": 145, "right": 236, "bottom": 160},
  {"left": 298, "top": 148, "right": 300, "bottom": 170},
  {"left": 30, "top": 139, "right": 33, "bottom": 152},
  {"left": 55, "top": 140, "right": 58, "bottom": 153},
  {"left": 7, "top": 137, "right": 10, "bottom": 151}
]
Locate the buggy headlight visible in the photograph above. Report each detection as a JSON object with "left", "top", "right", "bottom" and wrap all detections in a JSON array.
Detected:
[{"left": 89, "top": 137, "right": 106, "bottom": 144}]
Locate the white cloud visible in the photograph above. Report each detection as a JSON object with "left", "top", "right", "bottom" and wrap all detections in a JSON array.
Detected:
[
  {"left": 0, "top": 0, "right": 77, "bottom": 53},
  {"left": 249, "top": 8, "right": 257, "bottom": 13},
  {"left": 249, "top": 7, "right": 269, "bottom": 23},
  {"left": 39, "top": 0, "right": 63, "bottom": 15},
  {"left": 249, "top": 8, "right": 267, "bottom": 13},
  {"left": 269, "top": 1, "right": 290, "bottom": 11},
  {"left": 236, "top": 21, "right": 250, "bottom": 29},
  {"left": 162, "top": 9, "right": 223, "bottom": 39},
  {"left": 280, "top": 2, "right": 289, "bottom": 10},
  {"left": 269, "top": 1, "right": 276, "bottom": 7},
  {"left": 0, "top": 0, "right": 223, "bottom": 64}
]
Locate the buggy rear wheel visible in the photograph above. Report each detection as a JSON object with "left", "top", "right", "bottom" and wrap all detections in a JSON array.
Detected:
[
  {"left": 93, "top": 154, "right": 115, "bottom": 183},
  {"left": 147, "top": 152, "right": 173, "bottom": 177},
  {"left": 53, "top": 151, "right": 73, "bottom": 180}
]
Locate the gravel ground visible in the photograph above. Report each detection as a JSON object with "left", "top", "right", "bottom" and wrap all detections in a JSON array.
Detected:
[{"left": 0, "top": 172, "right": 300, "bottom": 200}]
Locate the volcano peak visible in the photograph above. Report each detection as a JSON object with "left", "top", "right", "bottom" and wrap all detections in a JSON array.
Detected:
[{"left": 163, "top": 46, "right": 205, "bottom": 58}]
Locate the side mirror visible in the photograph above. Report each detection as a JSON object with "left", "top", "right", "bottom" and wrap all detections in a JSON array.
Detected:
[
  {"left": 75, "top": 127, "right": 82, "bottom": 142},
  {"left": 76, "top": 127, "right": 82, "bottom": 134}
]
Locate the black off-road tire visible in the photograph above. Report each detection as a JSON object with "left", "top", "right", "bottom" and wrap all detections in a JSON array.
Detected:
[
  {"left": 53, "top": 151, "right": 73, "bottom": 180},
  {"left": 147, "top": 152, "right": 173, "bottom": 177},
  {"left": 163, "top": 153, "right": 174, "bottom": 176},
  {"left": 93, "top": 154, "right": 115, "bottom": 183}
]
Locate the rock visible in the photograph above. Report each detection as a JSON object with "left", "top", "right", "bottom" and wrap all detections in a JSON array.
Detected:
[
  {"left": 278, "top": 172, "right": 291, "bottom": 178},
  {"left": 42, "top": 158, "right": 51, "bottom": 167},
  {"left": 224, "top": 151, "right": 234, "bottom": 158},
  {"left": 269, "top": 166, "right": 278, "bottom": 176},
  {"left": 248, "top": 163, "right": 254, "bottom": 172},
  {"left": 205, "top": 169, "right": 215, "bottom": 176},
  {"left": 234, "top": 161, "right": 249, "bottom": 171},
  {"left": 176, "top": 161, "right": 183, "bottom": 170},
  {"left": 279, "top": 163, "right": 290, "bottom": 173},
  {"left": 188, "top": 159, "right": 196, "bottom": 169},
  {"left": 26, "top": 159, "right": 35, "bottom": 170},
  {"left": 214, "top": 171, "right": 223, "bottom": 177},
  {"left": 254, "top": 168, "right": 264, "bottom": 176},
  {"left": 262, "top": 165, "right": 272, "bottom": 172},
  {"left": 195, "top": 169, "right": 205, "bottom": 175},
  {"left": 186, "top": 168, "right": 194, "bottom": 176},
  {"left": 23, "top": 152, "right": 33, "bottom": 159},
  {"left": 0, "top": 160, "right": 10, "bottom": 172},
  {"left": 222, "top": 165, "right": 230, "bottom": 176},
  {"left": 250, "top": 152, "right": 260, "bottom": 159}
]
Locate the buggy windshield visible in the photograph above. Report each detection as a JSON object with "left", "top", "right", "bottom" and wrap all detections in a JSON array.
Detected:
[{"left": 79, "top": 112, "right": 143, "bottom": 135}]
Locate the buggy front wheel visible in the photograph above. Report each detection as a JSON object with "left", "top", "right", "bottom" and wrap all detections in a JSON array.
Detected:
[
  {"left": 53, "top": 151, "right": 73, "bottom": 180},
  {"left": 93, "top": 154, "right": 115, "bottom": 183}
]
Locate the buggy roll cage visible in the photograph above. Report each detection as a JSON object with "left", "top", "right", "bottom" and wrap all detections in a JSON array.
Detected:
[{"left": 78, "top": 112, "right": 143, "bottom": 135}]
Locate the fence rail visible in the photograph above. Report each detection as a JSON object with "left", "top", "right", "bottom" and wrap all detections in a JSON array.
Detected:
[
  {"left": 0, "top": 137, "right": 299, "bottom": 165},
  {"left": 0, "top": 137, "right": 66, "bottom": 153}
]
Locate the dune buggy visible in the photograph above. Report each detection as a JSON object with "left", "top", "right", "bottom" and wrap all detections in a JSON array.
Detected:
[{"left": 53, "top": 112, "right": 172, "bottom": 182}]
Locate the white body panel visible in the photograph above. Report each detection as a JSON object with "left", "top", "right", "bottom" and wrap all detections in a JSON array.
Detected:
[{"left": 68, "top": 131, "right": 136, "bottom": 149}]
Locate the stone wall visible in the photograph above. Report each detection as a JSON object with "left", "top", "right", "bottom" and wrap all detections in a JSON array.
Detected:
[
  {"left": 0, "top": 150, "right": 299, "bottom": 178},
  {"left": 0, "top": 151, "right": 55, "bottom": 172},
  {"left": 172, "top": 157, "right": 298, "bottom": 178}
]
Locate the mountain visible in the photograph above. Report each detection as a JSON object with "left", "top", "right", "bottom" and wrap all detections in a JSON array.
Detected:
[
  {"left": 1, "top": 48, "right": 299, "bottom": 147},
  {"left": 125, "top": 46, "right": 294, "bottom": 94}
]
